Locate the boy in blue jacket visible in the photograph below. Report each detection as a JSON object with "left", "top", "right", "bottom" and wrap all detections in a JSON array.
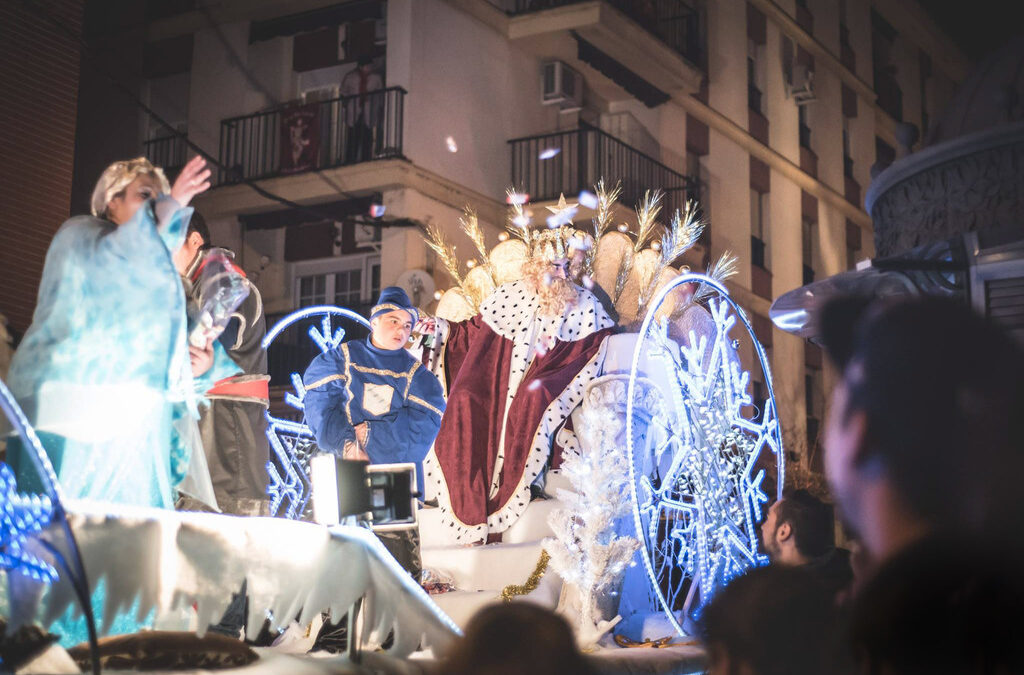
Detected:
[{"left": 302, "top": 287, "right": 445, "bottom": 489}]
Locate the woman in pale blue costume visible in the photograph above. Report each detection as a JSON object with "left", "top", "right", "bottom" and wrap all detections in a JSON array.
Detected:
[{"left": 5, "top": 156, "right": 238, "bottom": 645}]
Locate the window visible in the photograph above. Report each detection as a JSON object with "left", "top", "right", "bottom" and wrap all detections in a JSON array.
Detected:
[
  {"left": 799, "top": 105, "right": 811, "bottom": 149},
  {"left": 687, "top": 152, "right": 710, "bottom": 240},
  {"left": 747, "top": 39, "right": 763, "bottom": 113},
  {"left": 298, "top": 274, "right": 327, "bottom": 306},
  {"left": 843, "top": 118, "right": 854, "bottom": 178},
  {"left": 802, "top": 218, "right": 815, "bottom": 284},
  {"left": 293, "top": 254, "right": 381, "bottom": 312},
  {"left": 750, "top": 188, "right": 768, "bottom": 269}
]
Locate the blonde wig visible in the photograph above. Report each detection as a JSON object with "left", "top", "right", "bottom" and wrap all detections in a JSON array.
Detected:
[{"left": 90, "top": 157, "right": 171, "bottom": 218}]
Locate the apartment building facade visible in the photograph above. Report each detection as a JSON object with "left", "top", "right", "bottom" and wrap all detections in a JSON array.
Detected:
[{"left": 127, "top": 0, "right": 965, "bottom": 477}]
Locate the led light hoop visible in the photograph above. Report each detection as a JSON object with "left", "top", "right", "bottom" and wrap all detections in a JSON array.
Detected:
[
  {"left": 263, "top": 306, "right": 372, "bottom": 519},
  {"left": 625, "top": 273, "right": 784, "bottom": 637}
]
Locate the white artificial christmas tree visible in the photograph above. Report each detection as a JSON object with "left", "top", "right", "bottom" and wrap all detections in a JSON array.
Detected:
[{"left": 543, "top": 378, "right": 645, "bottom": 648}]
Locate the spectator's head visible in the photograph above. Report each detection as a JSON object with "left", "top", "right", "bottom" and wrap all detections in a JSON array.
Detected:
[
  {"left": 369, "top": 286, "right": 417, "bottom": 350},
  {"left": 701, "top": 565, "right": 844, "bottom": 675},
  {"left": 443, "top": 603, "right": 596, "bottom": 675},
  {"left": 761, "top": 489, "right": 834, "bottom": 565},
  {"left": 819, "top": 296, "right": 1024, "bottom": 562},
  {"left": 91, "top": 157, "right": 170, "bottom": 224},
  {"left": 173, "top": 210, "right": 211, "bottom": 275},
  {"left": 850, "top": 535, "right": 1024, "bottom": 674}
]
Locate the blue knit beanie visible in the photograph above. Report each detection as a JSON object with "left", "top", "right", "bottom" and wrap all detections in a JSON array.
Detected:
[{"left": 370, "top": 286, "right": 418, "bottom": 324}]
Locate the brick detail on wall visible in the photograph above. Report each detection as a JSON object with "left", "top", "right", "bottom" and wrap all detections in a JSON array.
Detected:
[{"left": 0, "top": 0, "right": 83, "bottom": 338}]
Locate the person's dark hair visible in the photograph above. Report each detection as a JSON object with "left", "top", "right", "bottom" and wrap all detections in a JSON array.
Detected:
[
  {"left": 818, "top": 295, "right": 1024, "bottom": 539},
  {"left": 187, "top": 210, "right": 211, "bottom": 249},
  {"left": 442, "top": 603, "right": 596, "bottom": 675},
  {"left": 850, "top": 534, "right": 1024, "bottom": 674},
  {"left": 775, "top": 489, "right": 834, "bottom": 559},
  {"left": 700, "top": 565, "right": 846, "bottom": 675}
]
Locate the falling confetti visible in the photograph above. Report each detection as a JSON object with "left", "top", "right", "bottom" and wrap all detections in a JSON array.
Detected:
[
  {"left": 568, "top": 234, "right": 591, "bottom": 252},
  {"left": 527, "top": 379, "right": 542, "bottom": 391},
  {"left": 369, "top": 204, "right": 386, "bottom": 218},
  {"left": 445, "top": 136, "right": 458, "bottom": 153},
  {"left": 582, "top": 274, "right": 594, "bottom": 290},
  {"left": 538, "top": 147, "right": 561, "bottom": 160},
  {"left": 506, "top": 192, "right": 530, "bottom": 205},
  {"left": 578, "top": 190, "right": 598, "bottom": 209},
  {"left": 513, "top": 214, "right": 530, "bottom": 227}
]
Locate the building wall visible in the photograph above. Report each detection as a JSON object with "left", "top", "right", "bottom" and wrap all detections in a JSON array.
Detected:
[
  {"left": 0, "top": 0, "right": 84, "bottom": 337},
  {"left": 82, "top": 0, "right": 967, "bottom": 481},
  {"left": 394, "top": 0, "right": 559, "bottom": 199}
]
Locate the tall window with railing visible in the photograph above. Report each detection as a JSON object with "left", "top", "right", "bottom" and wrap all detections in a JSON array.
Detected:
[
  {"left": 799, "top": 105, "right": 812, "bottom": 150},
  {"left": 747, "top": 39, "right": 763, "bottom": 114},
  {"left": 750, "top": 188, "right": 769, "bottom": 270}
]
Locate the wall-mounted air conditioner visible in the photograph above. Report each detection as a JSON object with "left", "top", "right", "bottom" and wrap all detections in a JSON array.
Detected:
[
  {"left": 542, "top": 61, "right": 583, "bottom": 112},
  {"left": 789, "top": 64, "right": 816, "bottom": 105}
]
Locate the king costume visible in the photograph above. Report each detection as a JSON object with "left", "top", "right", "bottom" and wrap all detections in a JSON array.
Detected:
[
  {"left": 423, "top": 278, "right": 616, "bottom": 544},
  {"left": 302, "top": 289, "right": 445, "bottom": 485}
]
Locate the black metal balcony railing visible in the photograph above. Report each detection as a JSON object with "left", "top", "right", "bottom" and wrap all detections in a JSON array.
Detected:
[
  {"left": 803, "top": 263, "right": 815, "bottom": 285},
  {"left": 217, "top": 87, "right": 405, "bottom": 185},
  {"left": 144, "top": 133, "right": 189, "bottom": 180},
  {"left": 494, "top": 0, "right": 703, "bottom": 67},
  {"left": 844, "top": 154, "right": 855, "bottom": 178},
  {"left": 510, "top": 126, "right": 699, "bottom": 220}
]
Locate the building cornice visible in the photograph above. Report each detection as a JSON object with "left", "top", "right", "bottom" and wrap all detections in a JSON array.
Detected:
[{"left": 669, "top": 94, "right": 873, "bottom": 230}]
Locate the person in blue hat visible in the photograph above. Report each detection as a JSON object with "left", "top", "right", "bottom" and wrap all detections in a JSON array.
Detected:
[{"left": 302, "top": 287, "right": 445, "bottom": 484}]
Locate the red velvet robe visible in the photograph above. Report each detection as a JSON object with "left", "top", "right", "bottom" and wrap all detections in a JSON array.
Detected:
[{"left": 423, "top": 280, "right": 615, "bottom": 543}]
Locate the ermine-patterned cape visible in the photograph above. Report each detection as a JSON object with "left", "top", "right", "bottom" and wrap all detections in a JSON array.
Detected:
[{"left": 423, "top": 280, "right": 615, "bottom": 543}]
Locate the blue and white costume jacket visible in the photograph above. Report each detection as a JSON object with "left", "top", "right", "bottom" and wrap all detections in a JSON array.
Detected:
[{"left": 302, "top": 338, "right": 445, "bottom": 471}]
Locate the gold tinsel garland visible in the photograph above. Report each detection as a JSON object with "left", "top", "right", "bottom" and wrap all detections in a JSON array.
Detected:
[{"left": 499, "top": 550, "right": 550, "bottom": 602}]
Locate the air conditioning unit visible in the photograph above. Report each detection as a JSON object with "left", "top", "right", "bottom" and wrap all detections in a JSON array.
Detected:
[
  {"left": 789, "top": 64, "right": 816, "bottom": 105},
  {"left": 542, "top": 61, "right": 583, "bottom": 112}
]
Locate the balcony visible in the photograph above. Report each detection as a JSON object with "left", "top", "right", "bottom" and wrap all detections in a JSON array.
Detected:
[
  {"left": 495, "top": 0, "right": 702, "bottom": 68},
  {"left": 493, "top": 0, "right": 703, "bottom": 101},
  {"left": 217, "top": 87, "right": 405, "bottom": 185},
  {"left": 144, "top": 133, "right": 189, "bottom": 180},
  {"left": 509, "top": 125, "right": 699, "bottom": 220}
]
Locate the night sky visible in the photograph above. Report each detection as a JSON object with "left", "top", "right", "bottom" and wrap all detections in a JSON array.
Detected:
[{"left": 917, "top": 0, "right": 1023, "bottom": 62}]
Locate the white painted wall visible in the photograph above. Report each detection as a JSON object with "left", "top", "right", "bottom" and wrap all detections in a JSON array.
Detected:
[{"left": 391, "top": 0, "right": 559, "bottom": 199}]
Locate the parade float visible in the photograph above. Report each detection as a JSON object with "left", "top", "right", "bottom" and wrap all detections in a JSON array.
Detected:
[{"left": 0, "top": 181, "right": 782, "bottom": 674}]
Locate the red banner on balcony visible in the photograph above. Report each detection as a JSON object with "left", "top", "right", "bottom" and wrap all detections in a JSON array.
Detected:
[{"left": 280, "top": 104, "right": 320, "bottom": 174}]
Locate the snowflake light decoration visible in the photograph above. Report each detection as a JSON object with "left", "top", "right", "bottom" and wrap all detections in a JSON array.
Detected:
[
  {"left": 626, "top": 273, "right": 783, "bottom": 636},
  {"left": 0, "top": 463, "right": 57, "bottom": 583},
  {"left": 262, "top": 306, "right": 371, "bottom": 519}
]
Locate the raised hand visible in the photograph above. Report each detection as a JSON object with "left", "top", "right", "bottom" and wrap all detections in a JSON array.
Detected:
[
  {"left": 171, "top": 155, "right": 212, "bottom": 208},
  {"left": 414, "top": 317, "right": 437, "bottom": 335}
]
